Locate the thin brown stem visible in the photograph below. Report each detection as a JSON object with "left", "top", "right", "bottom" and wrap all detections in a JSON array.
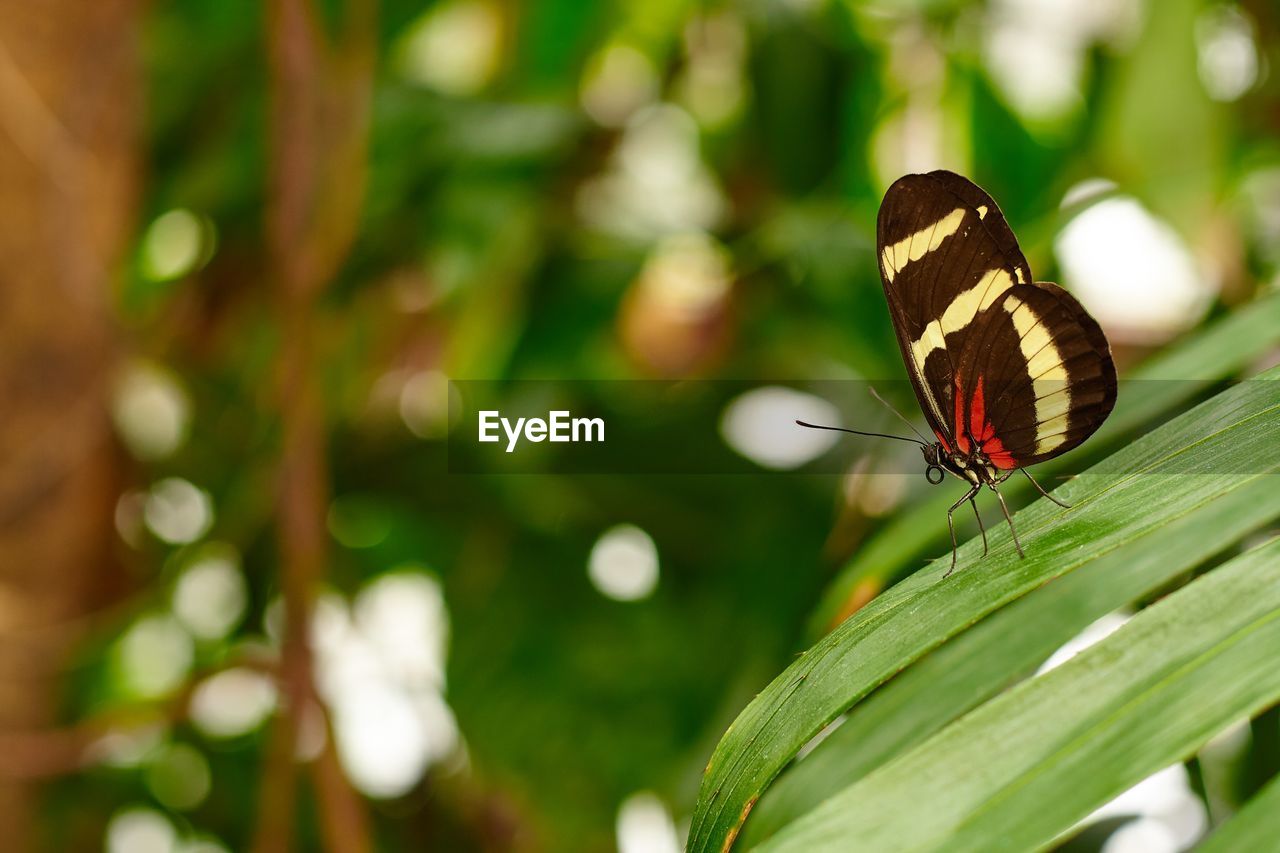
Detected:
[{"left": 253, "top": 0, "right": 376, "bottom": 851}]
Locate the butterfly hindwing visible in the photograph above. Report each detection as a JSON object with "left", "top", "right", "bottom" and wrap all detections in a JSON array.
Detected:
[
  {"left": 876, "top": 171, "right": 1032, "bottom": 446},
  {"left": 877, "top": 171, "right": 1116, "bottom": 468},
  {"left": 954, "top": 281, "right": 1116, "bottom": 468}
]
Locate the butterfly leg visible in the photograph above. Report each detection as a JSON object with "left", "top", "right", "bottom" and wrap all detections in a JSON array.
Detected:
[
  {"left": 970, "top": 494, "right": 988, "bottom": 557},
  {"left": 993, "top": 484, "right": 1025, "bottom": 558},
  {"left": 1021, "top": 468, "right": 1070, "bottom": 508},
  {"left": 944, "top": 484, "right": 981, "bottom": 577}
]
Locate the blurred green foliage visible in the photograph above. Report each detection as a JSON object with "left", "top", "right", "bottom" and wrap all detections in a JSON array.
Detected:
[{"left": 54, "top": 0, "right": 1280, "bottom": 850}]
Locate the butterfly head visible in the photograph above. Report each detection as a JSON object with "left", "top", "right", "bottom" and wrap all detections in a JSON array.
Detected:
[{"left": 921, "top": 443, "right": 947, "bottom": 485}]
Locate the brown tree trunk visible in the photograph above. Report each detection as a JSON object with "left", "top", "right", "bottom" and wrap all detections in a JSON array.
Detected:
[{"left": 0, "top": 1, "right": 138, "bottom": 847}]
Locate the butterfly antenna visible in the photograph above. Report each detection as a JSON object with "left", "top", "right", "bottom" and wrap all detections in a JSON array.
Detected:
[
  {"left": 869, "top": 386, "right": 932, "bottom": 445},
  {"left": 794, "top": 420, "right": 926, "bottom": 447}
]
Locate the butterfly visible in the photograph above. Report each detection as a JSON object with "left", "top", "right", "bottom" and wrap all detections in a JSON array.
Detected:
[{"left": 801, "top": 171, "right": 1117, "bottom": 575}]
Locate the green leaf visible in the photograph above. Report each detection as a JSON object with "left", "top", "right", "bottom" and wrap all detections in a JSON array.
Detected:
[
  {"left": 686, "top": 369, "right": 1280, "bottom": 853},
  {"left": 740, "top": 471, "right": 1280, "bottom": 845},
  {"left": 809, "top": 290, "right": 1280, "bottom": 635},
  {"left": 758, "top": 537, "right": 1280, "bottom": 851},
  {"left": 1199, "top": 773, "right": 1280, "bottom": 853}
]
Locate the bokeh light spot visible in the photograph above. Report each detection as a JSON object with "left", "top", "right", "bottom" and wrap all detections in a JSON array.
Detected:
[
  {"left": 870, "top": 103, "right": 950, "bottom": 192},
  {"left": 399, "top": 370, "right": 455, "bottom": 439},
  {"left": 144, "top": 478, "right": 214, "bottom": 545},
  {"left": 146, "top": 742, "right": 212, "bottom": 811},
  {"left": 115, "top": 489, "right": 148, "bottom": 549},
  {"left": 1036, "top": 611, "right": 1130, "bottom": 675},
  {"left": 118, "top": 615, "right": 194, "bottom": 699},
  {"left": 89, "top": 724, "right": 167, "bottom": 768},
  {"left": 353, "top": 571, "right": 448, "bottom": 687},
  {"left": 328, "top": 496, "right": 394, "bottom": 549},
  {"left": 676, "top": 13, "right": 748, "bottom": 129},
  {"left": 331, "top": 683, "right": 432, "bottom": 799},
  {"left": 637, "top": 232, "right": 730, "bottom": 322},
  {"left": 1055, "top": 190, "right": 1212, "bottom": 342},
  {"left": 106, "top": 807, "right": 176, "bottom": 853},
  {"left": 1240, "top": 168, "right": 1280, "bottom": 266},
  {"left": 141, "top": 209, "right": 210, "bottom": 282},
  {"left": 112, "top": 360, "right": 191, "bottom": 460},
  {"left": 190, "top": 668, "right": 278, "bottom": 739},
  {"left": 310, "top": 579, "right": 459, "bottom": 798},
  {"left": 983, "top": 0, "right": 1142, "bottom": 124},
  {"left": 1089, "top": 765, "right": 1206, "bottom": 851},
  {"left": 617, "top": 791, "right": 682, "bottom": 853},
  {"left": 581, "top": 43, "right": 659, "bottom": 127},
  {"left": 395, "top": 1, "right": 501, "bottom": 96},
  {"left": 576, "top": 104, "right": 725, "bottom": 240},
  {"left": 843, "top": 462, "right": 908, "bottom": 518},
  {"left": 172, "top": 545, "right": 247, "bottom": 641},
  {"left": 1196, "top": 5, "right": 1258, "bottom": 102},
  {"left": 720, "top": 386, "right": 841, "bottom": 470},
  {"left": 588, "top": 524, "right": 659, "bottom": 602}
]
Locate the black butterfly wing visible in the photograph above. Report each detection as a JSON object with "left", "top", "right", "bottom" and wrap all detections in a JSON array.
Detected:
[
  {"left": 877, "top": 171, "right": 1116, "bottom": 466},
  {"left": 952, "top": 280, "right": 1117, "bottom": 469},
  {"left": 876, "top": 170, "right": 1033, "bottom": 446}
]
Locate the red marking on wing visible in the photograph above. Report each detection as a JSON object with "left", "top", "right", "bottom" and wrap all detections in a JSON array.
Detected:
[
  {"left": 956, "top": 375, "right": 1021, "bottom": 469},
  {"left": 985, "top": 442, "right": 1017, "bottom": 469},
  {"left": 953, "top": 376, "right": 971, "bottom": 454},
  {"left": 934, "top": 430, "right": 952, "bottom": 453},
  {"left": 968, "top": 379, "right": 993, "bottom": 444}
]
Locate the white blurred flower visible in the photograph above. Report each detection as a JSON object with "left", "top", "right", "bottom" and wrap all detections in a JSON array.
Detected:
[
  {"left": 354, "top": 573, "right": 448, "bottom": 688},
  {"left": 329, "top": 682, "right": 453, "bottom": 798},
  {"left": 312, "top": 571, "right": 459, "bottom": 798}
]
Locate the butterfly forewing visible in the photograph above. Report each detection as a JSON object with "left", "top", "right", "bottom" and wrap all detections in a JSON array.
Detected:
[
  {"left": 876, "top": 171, "right": 1116, "bottom": 469},
  {"left": 876, "top": 171, "right": 1033, "bottom": 446}
]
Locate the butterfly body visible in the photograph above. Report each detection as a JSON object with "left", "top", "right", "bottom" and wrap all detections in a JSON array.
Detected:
[
  {"left": 874, "top": 171, "right": 1117, "bottom": 573},
  {"left": 924, "top": 441, "right": 1010, "bottom": 490}
]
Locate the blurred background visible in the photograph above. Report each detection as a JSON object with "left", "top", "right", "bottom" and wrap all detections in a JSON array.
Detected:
[{"left": 1, "top": 0, "right": 1278, "bottom": 850}]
